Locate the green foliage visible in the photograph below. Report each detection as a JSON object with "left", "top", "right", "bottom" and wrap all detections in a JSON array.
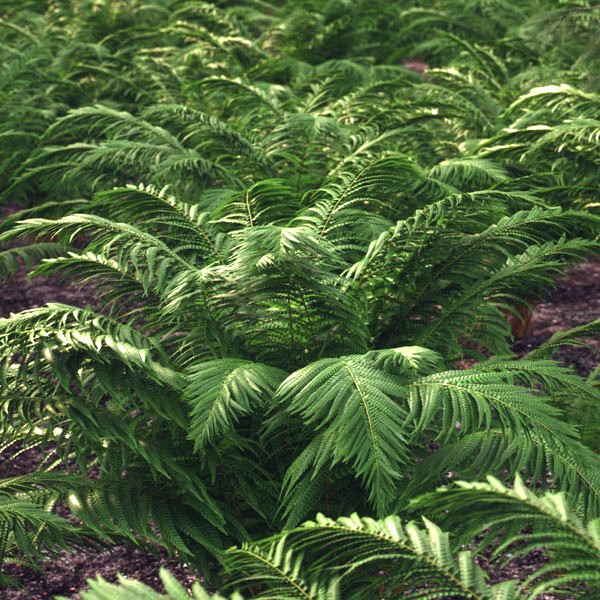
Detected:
[
  {"left": 73, "top": 475, "right": 600, "bottom": 599},
  {"left": 414, "top": 475, "right": 600, "bottom": 598},
  {"left": 1, "top": 179, "right": 599, "bottom": 577},
  {"left": 233, "top": 513, "right": 517, "bottom": 600},
  {"left": 0, "top": 0, "right": 599, "bottom": 596},
  {"left": 0, "top": 465, "right": 93, "bottom": 588}
]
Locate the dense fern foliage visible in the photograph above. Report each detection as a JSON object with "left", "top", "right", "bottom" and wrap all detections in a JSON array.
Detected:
[
  {"left": 1, "top": 0, "right": 600, "bottom": 597},
  {"left": 56, "top": 477, "right": 600, "bottom": 599}
]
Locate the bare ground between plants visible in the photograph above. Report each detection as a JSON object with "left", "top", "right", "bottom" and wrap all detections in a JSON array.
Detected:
[{"left": 0, "top": 258, "right": 599, "bottom": 599}]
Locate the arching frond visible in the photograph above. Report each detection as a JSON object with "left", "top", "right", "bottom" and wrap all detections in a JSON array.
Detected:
[
  {"left": 186, "top": 359, "right": 286, "bottom": 450},
  {"left": 527, "top": 318, "right": 600, "bottom": 360},
  {"left": 225, "top": 536, "right": 340, "bottom": 600},
  {"left": 413, "top": 474, "right": 600, "bottom": 598},
  {"left": 91, "top": 184, "right": 231, "bottom": 263},
  {"left": 244, "top": 513, "right": 518, "bottom": 600},
  {"left": 6, "top": 105, "right": 250, "bottom": 201},
  {"left": 0, "top": 302, "right": 181, "bottom": 390},
  {"left": 428, "top": 157, "right": 510, "bottom": 191},
  {"left": 211, "top": 179, "right": 299, "bottom": 229},
  {"left": 413, "top": 237, "right": 594, "bottom": 355},
  {"left": 295, "top": 155, "right": 423, "bottom": 252}
]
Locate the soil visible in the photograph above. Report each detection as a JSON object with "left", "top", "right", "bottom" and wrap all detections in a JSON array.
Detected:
[
  {"left": 0, "top": 249, "right": 599, "bottom": 598},
  {"left": 513, "top": 259, "right": 600, "bottom": 375}
]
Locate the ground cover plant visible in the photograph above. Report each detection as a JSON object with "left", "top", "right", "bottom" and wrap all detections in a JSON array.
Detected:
[{"left": 1, "top": 0, "right": 600, "bottom": 597}]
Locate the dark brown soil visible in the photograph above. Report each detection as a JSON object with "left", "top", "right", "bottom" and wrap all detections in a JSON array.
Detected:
[
  {"left": 512, "top": 258, "right": 600, "bottom": 374},
  {"left": 0, "top": 251, "right": 599, "bottom": 598},
  {"left": 2, "top": 547, "right": 198, "bottom": 600}
]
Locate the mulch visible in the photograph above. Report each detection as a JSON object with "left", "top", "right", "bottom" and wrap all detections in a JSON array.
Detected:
[{"left": 1, "top": 250, "right": 599, "bottom": 598}]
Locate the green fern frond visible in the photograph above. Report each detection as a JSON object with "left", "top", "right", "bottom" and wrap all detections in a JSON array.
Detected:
[
  {"left": 428, "top": 157, "right": 510, "bottom": 191},
  {"left": 275, "top": 347, "right": 445, "bottom": 514},
  {"left": 225, "top": 536, "right": 340, "bottom": 600},
  {"left": 211, "top": 179, "right": 298, "bottom": 229},
  {"left": 527, "top": 318, "right": 600, "bottom": 360},
  {"left": 0, "top": 303, "right": 180, "bottom": 388},
  {"left": 6, "top": 104, "right": 249, "bottom": 201},
  {"left": 193, "top": 76, "right": 286, "bottom": 118},
  {"left": 92, "top": 184, "right": 231, "bottom": 263},
  {"left": 0, "top": 242, "right": 65, "bottom": 280},
  {"left": 295, "top": 155, "right": 423, "bottom": 249},
  {"left": 186, "top": 359, "right": 286, "bottom": 450},
  {"left": 414, "top": 237, "right": 595, "bottom": 355},
  {"left": 0, "top": 470, "right": 94, "bottom": 584},
  {"left": 271, "top": 512, "right": 517, "bottom": 600},
  {"left": 407, "top": 423, "right": 600, "bottom": 517},
  {"left": 413, "top": 474, "right": 600, "bottom": 597}
]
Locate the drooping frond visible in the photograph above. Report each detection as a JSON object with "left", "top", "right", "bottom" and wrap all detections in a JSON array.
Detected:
[
  {"left": 413, "top": 474, "right": 600, "bottom": 598},
  {"left": 427, "top": 156, "right": 510, "bottom": 191},
  {"left": 211, "top": 179, "right": 299, "bottom": 229},
  {"left": 0, "top": 213, "right": 213, "bottom": 314},
  {"left": 0, "top": 242, "right": 64, "bottom": 280},
  {"left": 480, "top": 84, "right": 600, "bottom": 207},
  {"left": 0, "top": 303, "right": 180, "bottom": 389},
  {"left": 351, "top": 202, "right": 596, "bottom": 355},
  {"left": 413, "top": 237, "right": 595, "bottom": 355},
  {"left": 232, "top": 513, "right": 518, "bottom": 600},
  {"left": 91, "top": 184, "right": 231, "bottom": 263},
  {"left": 405, "top": 361, "right": 600, "bottom": 515}
]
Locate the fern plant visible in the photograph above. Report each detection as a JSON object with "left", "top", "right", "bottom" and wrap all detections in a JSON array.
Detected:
[
  {"left": 66, "top": 475, "right": 600, "bottom": 599},
  {"left": 220, "top": 475, "right": 600, "bottom": 598},
  {"left": 1, "top": 0, "right": 600, "bottom": 594},
  {"left": 0, "top": 467, "right": 91, "bottom": 588},
  {"left": 1, "top": 172, "right": 599, "bottom": 573}
]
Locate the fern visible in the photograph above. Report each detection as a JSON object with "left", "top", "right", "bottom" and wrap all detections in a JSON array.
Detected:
[
  {"left": 1, "top": 0, "right": 600, "bottom": 595},
  {"left": 186, "top": 359, "right": 286, "bottom": 450},
  {"left": 225, "top": 512, "right": 518, "bottom": 600},
  {"left": 413, "top": 474, "right": 600, "bottom": 598},
  {"left": 67, "top": 475, "right": 600, "bottom": 599}
]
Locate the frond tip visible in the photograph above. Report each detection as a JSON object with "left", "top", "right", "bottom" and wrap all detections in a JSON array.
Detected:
[
  {"left": 413, "top": 474, "right": 600, "bottom": 598},
  {"left": 186, "top": 359, "right": 286, "bottom": 450}
]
